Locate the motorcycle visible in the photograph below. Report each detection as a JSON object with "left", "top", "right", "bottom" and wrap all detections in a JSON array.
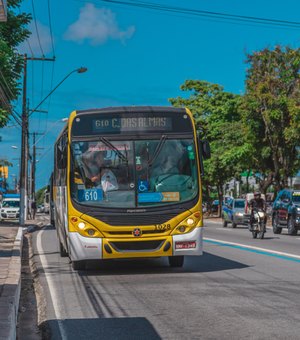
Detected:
[{"left": 248, "top": 208, "right": 266, "bottom": 239}]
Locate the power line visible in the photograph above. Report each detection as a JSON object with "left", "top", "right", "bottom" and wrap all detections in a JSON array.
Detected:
[
  {"left": 0, "top": 69, "right": 15, "bottom": 100},
  {"left": 94, "top": 0, "right": 300, "bottom": 29},
  {"left": 38, "top": 62, "right": 45, "bottom": 131},
  {"left": 47, "top": 0, "right": 56, "bottom": 57},
  {"left": 44, "top": 62, "right": 55, "bottom": 136},
  {"left": 26, "top": 39, "right": 34, "bottom": 57},
  {"left": 31, "top": 0, "right": 45, "bottom": 56},
  {"left": 11, "top": 111, "right": 22, "bottom": 127}
]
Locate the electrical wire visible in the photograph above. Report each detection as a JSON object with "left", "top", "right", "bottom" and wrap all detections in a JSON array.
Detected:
[
  {"left": 45, "top": 0, "right": 56, "bottom": 136},
  {"left": 47, "top": 0, "right": 56, "bottom": 57},
  {"left": 43, "top": 61, "right": 55, "bottom": 136},
  {"left": 92, "top": 0, "right": 300, "bottom": 29},
  {"left": 0, "top": 70, "right": 15, "bottom": 100},
  {"left": 26, "top": 39, "right": 34, "bottom": 57},
  {"left": 37, "top": 62, "right": 45, "bottom": 131},
  {"left": 31, "top": 0, "right": 45, "bottom": 56}
]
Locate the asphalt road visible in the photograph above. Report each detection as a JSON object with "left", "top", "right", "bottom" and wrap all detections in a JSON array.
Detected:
[{"left": 30, "top": 218, "right": 300, "bottom": 340}]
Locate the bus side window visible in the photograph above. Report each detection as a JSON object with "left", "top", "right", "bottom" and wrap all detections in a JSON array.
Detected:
[{"left": 55, "top": 132, "right": 68, "bottom": 186}]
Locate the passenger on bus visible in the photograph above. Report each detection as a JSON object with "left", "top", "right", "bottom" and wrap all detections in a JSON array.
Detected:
[
  {"left": 81, "top": 150, "right": 119, "bottom": 191},
  {"left": 150, "top": 140, "right": 184, "bottom": 178}
]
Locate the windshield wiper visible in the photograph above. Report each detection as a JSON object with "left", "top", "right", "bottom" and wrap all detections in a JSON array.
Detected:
[
  {"left": 148, "top": 135, "right": 167, "bottom": 167},
  {"left": 100, "top": 137, "right": 128, "bottom": 163}
]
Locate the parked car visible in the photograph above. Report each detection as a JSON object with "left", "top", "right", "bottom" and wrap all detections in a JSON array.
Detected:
[
  {"left": 37, "top": 204, "right": 45, "bottom": 213},
  {"left": 0, "top": 197, "right": 20, "bottom": 221},
  {"left": 222, "top": 198, "right": 246, "bottom": 228},
  {"left": 272, "top": 189, "right": 300, "bottom": 235}
]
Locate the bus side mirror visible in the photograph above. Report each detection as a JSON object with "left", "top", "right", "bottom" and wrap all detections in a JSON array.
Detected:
[
  {"left": 198, "top": 138, "right": 211, "bottom": 160},
  {"left": 197, "top": 137, "right": 211, "bottom": 176}
]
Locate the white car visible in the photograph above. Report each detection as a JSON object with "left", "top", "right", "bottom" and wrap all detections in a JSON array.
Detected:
[{"left": 0, "top": 198, "right": 20, "bottom": 221}]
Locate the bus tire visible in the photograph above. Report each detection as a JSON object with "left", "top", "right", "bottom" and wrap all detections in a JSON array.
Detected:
[
  {"left": 168, "top": 256, "right": 184, "bottom": 268},
  {"left": 59, "top": 240, "right": 68, "bottom": 257},
  {"left": 72, "top": 260, "right": 86, "bottom": 271}
]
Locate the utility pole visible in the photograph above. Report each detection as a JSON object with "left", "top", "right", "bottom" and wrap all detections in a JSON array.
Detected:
[
  {"left": 30, "top": 132, "right": 44, "bottom": 199},
  {"left": 19, "top": 53, "right": 28, "bottom": 225},
  {"left": 19, "top": 54, "right": 55, "bottom": 225}
]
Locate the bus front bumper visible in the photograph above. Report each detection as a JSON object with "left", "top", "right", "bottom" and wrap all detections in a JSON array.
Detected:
[{"left": 69, "top": 227, "right": 203, "bottom": 261}]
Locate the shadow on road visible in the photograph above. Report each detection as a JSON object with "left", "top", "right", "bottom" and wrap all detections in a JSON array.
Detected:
[
  {"left": 42, "top": 317, "right": 161, "bottom": 340},
  {"left": 78, "top": 251, "right": 248, "bottom": 276}
]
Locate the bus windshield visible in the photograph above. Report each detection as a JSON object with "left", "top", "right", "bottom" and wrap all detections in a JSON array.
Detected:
[{"left": 70, "top": 138, "right": 198, "bottom": 208}]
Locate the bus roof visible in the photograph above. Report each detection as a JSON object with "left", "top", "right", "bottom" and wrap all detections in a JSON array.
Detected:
[{"left": 76, "top": 106, "right": 187, "bottom": 115}]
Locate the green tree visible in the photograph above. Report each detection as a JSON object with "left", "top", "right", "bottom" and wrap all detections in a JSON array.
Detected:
[
  {"left": 244, "top": 46, "right": 300, "bottom": 191},
  {"left": 170, "top": 80, "right": 252, "bottom": 215},
  {"left": 35, "top": 186, "right": 47, "bottom": 205},
  {"left": 0, "top": 0, "right": 31, "bottom": 127}
]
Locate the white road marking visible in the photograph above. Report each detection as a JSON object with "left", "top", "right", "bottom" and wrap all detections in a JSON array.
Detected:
[
  {"left": 205, "top": 220, "right": 272, "bottom": 229},
  {"left": 37, "top": 229, "right": 68, "bottom": 340},
  {"left": 216, "top": 228, "right": 234, "bottom": 231},
  {"left": 204, "top": 237, "right": 300, "bottom": 260}
]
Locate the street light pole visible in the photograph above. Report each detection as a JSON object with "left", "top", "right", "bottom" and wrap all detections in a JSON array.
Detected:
[
  {"left": 29, "top": 67, "right": 88, "bottom": 118},
  {"left": 18, "top": 66, "right": 88, "bottom": 225}
]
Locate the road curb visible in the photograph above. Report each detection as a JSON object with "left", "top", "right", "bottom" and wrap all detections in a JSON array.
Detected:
[{"left": 0, "top": 227, "right": 23, "bottom": 340}]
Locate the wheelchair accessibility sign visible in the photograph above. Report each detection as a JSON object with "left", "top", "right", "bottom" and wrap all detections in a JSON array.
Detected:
[{"left": 138, "top": 180, "right": 149, "bottom": 192}]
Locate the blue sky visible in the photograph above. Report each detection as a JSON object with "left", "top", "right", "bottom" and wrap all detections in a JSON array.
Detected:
[{"left": 1, "top": 0, "right": 300, "bottom": 190}]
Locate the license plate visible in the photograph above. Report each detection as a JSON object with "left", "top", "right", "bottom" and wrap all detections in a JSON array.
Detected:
[
  {"left": 8, "top": 214, "right": 15, "bottom": 218},
  {"left": 175, "top": 241, "right": 196, "bottom": 249}
]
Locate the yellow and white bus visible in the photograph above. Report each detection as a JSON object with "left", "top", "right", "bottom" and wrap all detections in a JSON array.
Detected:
[{"left": 53, "top": 106, "right": 210, "bottom": 270}]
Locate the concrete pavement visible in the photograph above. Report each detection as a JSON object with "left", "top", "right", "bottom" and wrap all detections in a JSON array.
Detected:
[
  {"left": 0, "top": 221, "right": 22, "bottom": 340},
  {"left": 0, "top": 217, "right": 45, "bottom": 340}
]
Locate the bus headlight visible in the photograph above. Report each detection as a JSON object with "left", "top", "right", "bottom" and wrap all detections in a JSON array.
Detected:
[
  {"left": 178, "top": 226, "right": 186, "bottom": 233},
  {"left": 186, "top": 218, "right": 194, "bottom": 226},
  {"left": 171, "top": 212, "right": 201, "bottom": 235},
  {"left": 87, "top": 229, "right": 96, "bottom": 236},
  {"left": 78, "top": 222, "right": 85, "bottom": 229},
  {"left": 69, "top": 216, "right": 103, "bottom": 238}
]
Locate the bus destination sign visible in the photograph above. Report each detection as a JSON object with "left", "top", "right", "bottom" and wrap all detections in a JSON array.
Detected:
[{"left": 92, "top": 117, "right": 172, "bottom": 133}]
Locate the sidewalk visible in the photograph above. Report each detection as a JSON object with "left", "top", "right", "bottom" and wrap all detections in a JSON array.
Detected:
[
  {"left": 0, "top": 221, "right": 22, "bottom": 340},
  {"left": 0, "top": 218, "right": 43, "bottom": 340}
]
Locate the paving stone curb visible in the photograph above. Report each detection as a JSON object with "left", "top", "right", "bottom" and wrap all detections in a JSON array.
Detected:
[{"left": 0, "top": 227, "right": 23, "bottom": 340}]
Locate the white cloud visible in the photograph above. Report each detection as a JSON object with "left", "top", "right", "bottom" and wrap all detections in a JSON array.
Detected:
[
  {"left": 18, "top": 21, "right": 53, "bottom": 56},
  {"left": 64, "top": 3, "right": 135, "bottom": 45}
]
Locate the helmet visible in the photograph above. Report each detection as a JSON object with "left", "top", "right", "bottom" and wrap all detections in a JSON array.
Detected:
[{"left": 254, "top": 191, "right": 261, "bottom": 197}]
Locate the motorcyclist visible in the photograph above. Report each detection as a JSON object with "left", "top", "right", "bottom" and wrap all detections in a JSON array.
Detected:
[{"left": 249, "top": 191, "right": 267, "bottom": 230}]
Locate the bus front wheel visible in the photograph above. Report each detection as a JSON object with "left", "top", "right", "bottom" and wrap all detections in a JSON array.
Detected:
[
  {"left": 59, "top": 240, "right": 68, "bottom": 257},
  {"left": 168, "top": 256, "right": 184, "bottom": 268},
  {"left": 72, "top": 260, "right": 86, "bottom": 271}
]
